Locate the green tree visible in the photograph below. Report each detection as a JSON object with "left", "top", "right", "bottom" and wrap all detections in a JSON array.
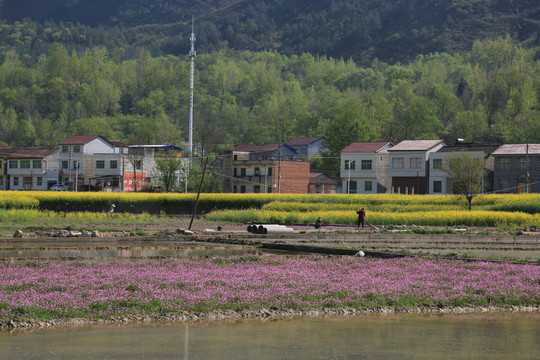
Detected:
[
  {"left": 154, "top": 150, "right": 184, "bottom": 192},
  {"left": 444, "top": 152, "right": 486, "bottom": 210}
]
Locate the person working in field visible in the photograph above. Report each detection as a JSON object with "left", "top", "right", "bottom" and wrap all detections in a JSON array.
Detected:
[{"left": 356, "top": 208, "right": 366, "bottom": 229}]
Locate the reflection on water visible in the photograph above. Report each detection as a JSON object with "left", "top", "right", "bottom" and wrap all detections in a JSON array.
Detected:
[
  {"left": 1, "top": 313, "right": 538, "bottom": 360},
  {"left": 0, "top": 243, "right": 287, "bottom": 259}
]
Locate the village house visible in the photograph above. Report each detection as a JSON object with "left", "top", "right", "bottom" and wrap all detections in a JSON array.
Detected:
[
  {"left": 125, "top": 143, "right": 185, "bottom": 191},
  {"left": 0, "top": 147, "right": 60, "bottom": 190},
  {"left": 388, "top": 140, "right": 446, "bottom": 194},
  {"left": 491, "top": 144, "right": 540, "bottom": 193},
  {"left": 58, "top": 135, "right": 127, "bottom": 191},
  {"left": 286, "top": 136, "right": 327, "bottom": 159},
  {"left": 340, "top": 142, "right": 394, "bottom": 194},
  {"left": 429, "top": 143, "right": 499, "bottom": 195},
  {"left": 222, "top": 144, "right": 310, "bottom": 193}
]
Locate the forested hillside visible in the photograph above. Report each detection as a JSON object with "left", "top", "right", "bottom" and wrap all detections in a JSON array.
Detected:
[
  {"left": 1, "top": 0, "right": 539, "bottom": 64},
  {"left": 1, "top": 38, "right": 539, "bottom": 174}
]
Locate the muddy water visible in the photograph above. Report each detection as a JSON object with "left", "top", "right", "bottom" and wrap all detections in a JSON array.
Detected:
[{"left": 1, "top": 313, "right": 538, "bottom": 359}]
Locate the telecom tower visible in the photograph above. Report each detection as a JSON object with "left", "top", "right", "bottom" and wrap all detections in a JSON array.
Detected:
[{"left": 188, "top": 16, "right": 196, "bottom": 154}]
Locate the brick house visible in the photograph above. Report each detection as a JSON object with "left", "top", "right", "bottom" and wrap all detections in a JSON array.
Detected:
[
  {"left": 0, "top": 147, "right": 60, "bottom": 190},
  {"left": 340, "top": 142, "right": 394, "bottom": 194},
  {"left": 492, "top": 144, "right": 540, "bottom": 193},
  {"left": 223, "top": 144, "right": 310, "bottom": 193},
  {"left": 388, "top": 140, "right": 446, "bottom": 194},
  {"left": 308, "top": 172, "right": 338, "bottom": 194},
  {"left": 429, "top": 144, "right": 499, "bottom": 194}
]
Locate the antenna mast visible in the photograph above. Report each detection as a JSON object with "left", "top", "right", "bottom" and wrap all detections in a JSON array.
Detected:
[{"left": 188, "top": 15, "right": 196, "bottom": 155}]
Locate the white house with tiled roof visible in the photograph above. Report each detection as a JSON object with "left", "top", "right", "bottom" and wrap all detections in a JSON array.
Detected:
[
  {"left": 0, "top": 147, "right": 60, "bottom": 190},
  {"left": 388, "top": 140, "right": 446, "bottom": 194},
  {"left": 340, "top": 142, "right": 394, "bottom": 194},
  {"left": 58, "top": 135, "right": 125, "bottom": 191}
]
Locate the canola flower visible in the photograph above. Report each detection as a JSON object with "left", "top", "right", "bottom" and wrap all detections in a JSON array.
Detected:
[{"left": 0, "top": 256, "right": 538, "bottom": 320}]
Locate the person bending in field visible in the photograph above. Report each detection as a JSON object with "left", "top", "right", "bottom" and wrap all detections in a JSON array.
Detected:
[
  {"left": 315, "top": 217, "right": 322, "bottom": 229},
  {"left": 356, "top": 208, "right": 366, "bottom": 229}
]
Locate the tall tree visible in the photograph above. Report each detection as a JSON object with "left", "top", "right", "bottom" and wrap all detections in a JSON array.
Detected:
[{"left": 444, "top": 152, "right": 486, "bottom": 210}]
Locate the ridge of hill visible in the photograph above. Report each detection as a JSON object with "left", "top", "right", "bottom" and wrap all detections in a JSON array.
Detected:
[{"left": 1, "top": 0, "right": 539, "bottom": 63}]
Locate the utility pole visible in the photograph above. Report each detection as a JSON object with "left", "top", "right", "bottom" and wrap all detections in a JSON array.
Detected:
[
  {"left": 526, "top": 143, "right": 529, "bottom": 193},
  {"left": 188, "top": 16, "right": 196, "bottom": 155}
]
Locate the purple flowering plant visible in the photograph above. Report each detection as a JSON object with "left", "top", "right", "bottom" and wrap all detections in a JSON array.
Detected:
[{"left": 0, "top": 256, "right": 538, "bottom": 320}]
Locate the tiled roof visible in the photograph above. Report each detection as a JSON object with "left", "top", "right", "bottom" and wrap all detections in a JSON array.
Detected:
[
  {"left": 59, "top": 135, "right": 104, "bottom": 145},
  {"left": 2, "top": 147, "right": 58, "bottom": 158},
  {"left": 232, "top": 144, "right": 281, "bottom": 152},
  {"left": 341, "top": 142, "right": 393, "bottom": 153},
  {"left": 492, "top": 144, "right": 540, "bottom": 155},
  {"left": 109, "top": 140, "right": 128, "bottom": 148},
  {"left": 388, "top": 140, "right": 445, "bottom": 151},
  {"left": 286, "top": 136, "right": 324, "bottom": 146}
]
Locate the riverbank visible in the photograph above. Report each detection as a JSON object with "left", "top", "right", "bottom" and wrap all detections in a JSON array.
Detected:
[{"left": 3, "top": 305, "right": 540, "bottom": 330}]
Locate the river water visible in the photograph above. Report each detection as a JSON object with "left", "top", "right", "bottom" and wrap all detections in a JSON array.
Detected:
[{"left": 1, "top": 313, "right": 538, "bottom": 359}]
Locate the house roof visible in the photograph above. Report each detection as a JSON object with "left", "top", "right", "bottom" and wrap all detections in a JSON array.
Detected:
[
  {"left": 492, "top": 144, "right": 540, "bottom": 155},
  {"left": 341, "top": 142, "right": 393, "bottom": 153},
  {"left": 232, "top": 144, "right": 297, "bottom": 152},
  {"left": 437, "top": 144, "right": 499, "bottom": 154},
  {"left": 59, "top": 135, "right": 106, "bottom": 145},
  {"left": 2, "top": 147, "right": 58, "bottom": 159},
  {"left": 388, "top": 140, "right": 445, "bottom": 151},
  {"left": 109, "top": 140, "right": 128, "bottom": 148},
  {"left": 309, "top": 172, "right": 337, "bottom": 185},
  {"left": 286, "top": 136, "right": 324, "bottom": 146}
]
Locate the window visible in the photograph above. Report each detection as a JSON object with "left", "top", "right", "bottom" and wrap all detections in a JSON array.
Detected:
[
  {"left": 364, "top": 181, "right": 373, "bottom": 192},
  {"left": 498, "top": 157, "right": 510, "bottom": 169},
  {"left": 500, "top": 179, "right": 509, "bottom": 192},
  {"left": 37, "top": 177, "right": 43, "bottom": 186},
  {"left": 268, "top": 186, "right": 272, "bottom": 193},
  {"left": 361, "top": 160, "right": 372, "bottom": 170},
  {"left": 240, "top": 168, "right": 246, "bottom": 176},
  {"left": 134, "top": 160, "right": 142, "bottom": 170},
  {"left": 118, "top": 148, "right": 124, "bottom": 154},
  {"left": 240, "top": 185, "right": 246, "bottom": 193},
  {"left": 254, "top": 167, "right": 260, "bottom": 175},
  {"left": 0, "top": 176, "right": 3, "bottom": 186},
  {"left": 518, "top": 158, "right": 529, "bottom": 169},
  {"left": 433, "top": 181, "right": 442, "bottom": 193},
  {"left": 392, "top": 158, "right": 404, "bottom": 169},
  {"left": 23, "top": 177, "right": 32, "bottom": 188},
  {"left": 9, "top": 160, "right": 18, "bottom": 169},
  {"left": 62, "top": 160, "right": 69, "bottom": 169},
  {"left": 96, "top": 160, "right": 105, "bottom": 169},
  {"left": 267, "top": 167, "right": 272, "bottom": 176},
  {"left": 0, "top": 161, "right": 2, "bottom": 169},
  {"left": 110, "top": 160, "right": 118, "bottom": 169},
  {"left": 32, "top": 160, "right": 42, "bottom": 169},
  {"left": 73, "top": 160, "right": 80, "bottom": 169},
  {"left": 433, "top": 159, "right": 442, "bottom": 170},
  {"left": 410, "top": 157, "right": 422, "bottom": 169},
  {"left": 233, "top": 185, "right": 237, "bottom": 193},
  {"left": 20, "top": 160, "right": 30, "bottom": 169},
  {"left": 73, "top": 145, "right": 81, "bottom": 153},
  {"left": 345, "top": 160, "right": 355, "bottom": 170},
  {"left": 233, "top": 155, "right": 238, "bottom": 160},
  {"left": 233, "top": 168, "right": 237, "bottom": 176},
  {"left": 13, "top": 177, "right": 19, "bottom": 186},
  {"left": 62, "top": 145, "right": 69, "bottom": 153}
]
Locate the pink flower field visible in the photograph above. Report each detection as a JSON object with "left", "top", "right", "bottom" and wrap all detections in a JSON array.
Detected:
[{"left": 0, "top": 256, "right": 539, "bottom": 321}]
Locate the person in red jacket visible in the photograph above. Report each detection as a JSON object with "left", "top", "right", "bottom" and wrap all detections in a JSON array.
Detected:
[{"left": 356, "top": 208, "right": 366, "bottom": 229}]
